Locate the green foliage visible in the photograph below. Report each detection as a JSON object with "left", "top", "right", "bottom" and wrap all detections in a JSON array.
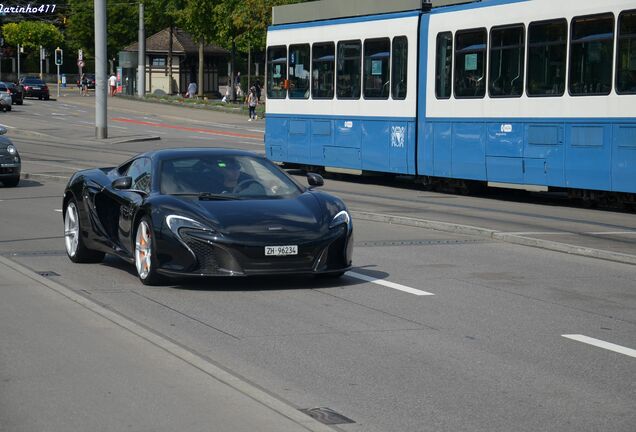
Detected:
[
  {"left": 209, "top": 0, "right": 307, "bottom": 52},
  {"left": 2, "top": 21, "right": 64, "bottom": 50},
  {"left": 65, "top": 0, "right": 138, "bottom": 59}
]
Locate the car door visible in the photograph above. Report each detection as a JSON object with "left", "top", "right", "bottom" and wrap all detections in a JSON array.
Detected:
[{"left": 117, "top": 157, "right": 151, "bottom": 255}]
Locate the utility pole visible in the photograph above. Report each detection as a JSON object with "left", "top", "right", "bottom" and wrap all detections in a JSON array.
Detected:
[
  {"left": 137, "top": 1, "right": 145, "bottom": 98},
  {"left": 17, "top": 44, "right": 21, "bottom": 82},
  {"left": 95, "top": 0, "right": 107, "bottom": 138},
  {"left": 39, "top": 46, "right": 43, "bottom": 80}
]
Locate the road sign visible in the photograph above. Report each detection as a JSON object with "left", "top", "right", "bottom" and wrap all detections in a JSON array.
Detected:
[
  {"left": 77, "top": 60, "right": 85, "bottom": 68},
  {"left": 78, "top": 49, "right": 83, "bottom": 61}
]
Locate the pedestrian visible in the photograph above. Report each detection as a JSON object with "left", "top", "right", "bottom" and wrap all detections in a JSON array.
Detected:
[
  {"left": 187, "top": 80, "right": 197, "bottom": 99},
  {"left": 80, "top": 73, "right": 88, "bottom": 96},
  {"left": 254, "top": 79, "right": 261, "bottom": 102},
  {"left": 247, "top": 86, "right": 258, "bottom": 121},
  {"left": 108, "top": 73, "right": 117, "bottom": 96}
]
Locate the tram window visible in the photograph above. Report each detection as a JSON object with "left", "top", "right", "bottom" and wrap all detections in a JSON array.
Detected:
[
  {"left": 288, "top": 44, "right": 310, "bottom": 99},
  {"left": 364, "top": 38, "right": 391, "bottom": 99},
  {"left": 454, "top": 29, "right": 487, "bottom": 98},
  {"left": 392, "top": 36, "right": 408, "bottom": 99},
  {"left": 336, "top": 40, "right": 361, "bottom": 99},
  {"left": 312, "top": 42, "right": 335, "bottom": 99},
  {"left": 617, "top": 10, "right": 636, "bottom": 94},
  {"left": 489, "top": 25, "right": 525, "bottom": 98},
  {"left": 436, "top": 32, "right": 453, "bottom": 99},
  {"left": 569, "top": 13, "right": 615, "bottom": 96},
  {"left": 267, "top": 45, "right": 287, "bottom": 99},
  {"left": 527, "top": 19, "right": 567, "bottom": 96}
]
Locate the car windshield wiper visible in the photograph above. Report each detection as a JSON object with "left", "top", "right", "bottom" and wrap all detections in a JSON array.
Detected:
[
  {"left": 198, "top": 192, "right": 241, "bottom": 200},
  {"left": 165, "top": 192, "right": 241, "bottom": 200}
]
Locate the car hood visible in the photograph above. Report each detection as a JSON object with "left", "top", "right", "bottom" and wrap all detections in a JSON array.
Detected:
[{"left": 175, "top": 192, "right": 331, "bottom": 241}]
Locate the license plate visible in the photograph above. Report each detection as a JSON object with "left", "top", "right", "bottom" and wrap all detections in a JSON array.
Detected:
[
  {"left": 265, "top": 245, "right": 298, "bottom": 256},
  {"left": 33, "top": 86, "right": 41, "bottom": 90}
]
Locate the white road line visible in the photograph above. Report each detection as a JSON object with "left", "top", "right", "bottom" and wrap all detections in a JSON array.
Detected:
[
  {"left": 505, "top": 232, "right": 570, "bottom": 236},
  {"left": 562, "top": 334, "right": 636, "bottom": 358},
  {"left": 110, "top": 125, "right": 129, "bottom": 130},
  {"left": 54, "top": 209, "right": 62, "bottom": 212},
  {"left": 586, "top": 231, "right": 636, "bottom": 236},
  {"left": 346, "top": 271, "right": 434, "bottom": 296}
]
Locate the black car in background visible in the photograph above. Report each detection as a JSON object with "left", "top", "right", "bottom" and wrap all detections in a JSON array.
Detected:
[
  {"left": 6, "top": 83, "right": 23, "bottom": 105},
  {"left": 19, "top": 77, "right": 49, "bottom": 100},
  {"left": 0, "top": 127, "right": 20, "bottom": 187},
  {"left": 77, "top": 74, "right": 96, "bottom": 89},
  {"left": 62, "top": 148, "right": 353, "bottom": 285}
]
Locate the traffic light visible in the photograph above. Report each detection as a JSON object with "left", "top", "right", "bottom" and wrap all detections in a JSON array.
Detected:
[{"left": 54, "top": 47, "right": 63, "bottom": 66}]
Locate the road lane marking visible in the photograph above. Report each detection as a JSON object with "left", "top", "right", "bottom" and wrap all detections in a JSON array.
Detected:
[
  {"left": 112, "top": 117, "right": 262, "bottom": 140},
  {"left": 346, "top": 271, "right": 434, "bottom": 296},
  {"left": 586, "top": 231, "right": 636, "bottom": 236},
  {"left": 54, "top": 209, "right": 62, "bottom": 212},
  {"left": 505, "top": 231, "right": 570, "bottom": 236},
  {"left": 562, "top": 334, "right": 636, "bottom": 358}
]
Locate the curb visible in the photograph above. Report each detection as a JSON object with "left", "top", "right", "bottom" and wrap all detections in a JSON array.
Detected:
[
  {"left": 0, "top": 255, "right": 337, "bottom": 432},
  {"left": 91, "top": 135, "right": 162, "bottom": 145},
  {"left": 350, "top": 210, "right": 636, "bottom": 266},
  {"left": 22, "top": 172, "right": 69, "bottom": 183}
]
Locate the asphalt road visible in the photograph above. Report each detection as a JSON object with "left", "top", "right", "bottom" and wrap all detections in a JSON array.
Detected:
[{"left": 0, "top": 91, "right": 634, "bottom": 432}]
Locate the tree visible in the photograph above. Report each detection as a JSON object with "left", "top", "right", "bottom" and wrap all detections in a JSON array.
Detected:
[
  {"left": 173, "top": 0, "right": 220, "bottom": 97},
  {"left": 65, "top": 0, "right": 138, "bottom": 60},
  {"left": 2, "top": 21, "right": 64, "bottom": 49},
  {"left": 211, "top": 0, "right": 307, "bottom": 100}
]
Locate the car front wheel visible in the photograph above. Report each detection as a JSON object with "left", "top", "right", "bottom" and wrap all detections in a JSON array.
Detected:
[
  {"left": 2, "top": 176, "right": 19, "bottom": 187},
  {"left": 135, "top": 217, "right": 164, "bottom": 286},
  {"left": 64, "top": 199, "right": 105, "bottom": 263}
]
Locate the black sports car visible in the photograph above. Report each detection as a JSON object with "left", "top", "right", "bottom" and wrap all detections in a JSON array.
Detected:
[
  {"left": 0, "top": 127, "right": 20, "bottom": 187},
  {"left": 62, "top": 148, "right": 353, "bottom": 285}
]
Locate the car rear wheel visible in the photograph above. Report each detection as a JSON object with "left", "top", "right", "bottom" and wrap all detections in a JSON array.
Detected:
[
  {"left": 135, "top": 217, "right": 164, "bottom": 286},
  {"left": 6, "top": 106, "right": 11, "bottom": 111},
  {"left": 64, "top": 199, "right": 105, "bottom": 263},
  {"left": 2, "top": 176, "right": 19, "bottom": 187}
]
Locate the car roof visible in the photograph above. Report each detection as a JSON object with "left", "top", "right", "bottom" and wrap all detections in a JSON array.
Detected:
[
  {"left": 151, "top": 148, "right": 261, "bottom": 160},
  {"left": 119, "top": 148, "right": 264, "bottom": 168}
]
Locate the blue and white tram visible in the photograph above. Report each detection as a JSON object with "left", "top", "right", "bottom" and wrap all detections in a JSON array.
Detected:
[{"left": 265, "top": 0, "right": 636, "bottom": 200}]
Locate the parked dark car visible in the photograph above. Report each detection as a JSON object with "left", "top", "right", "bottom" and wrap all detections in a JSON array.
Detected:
[
  {"left": 19, "top": 77, "right": 50, "bottom": 100},
  {"left": 77, "top": 74, "right": 96, "bottom": 89},
  {"left": 0, "top": 127, "right": 20, "bottom": 187},
  {"left": 6, "top": 82, "right": 23, "bottom": 105},
  {"left": 62, "top": 148, "right": 353, "bottom": 285}
]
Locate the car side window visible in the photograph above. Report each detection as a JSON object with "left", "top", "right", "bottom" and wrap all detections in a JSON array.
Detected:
[{"left": 126, "top": 157, "right": 152, "bottom": 193}]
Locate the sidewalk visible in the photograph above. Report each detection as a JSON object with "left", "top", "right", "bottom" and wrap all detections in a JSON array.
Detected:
[{"left": 0, "top": 256, "right": 334, "bottom": 432}]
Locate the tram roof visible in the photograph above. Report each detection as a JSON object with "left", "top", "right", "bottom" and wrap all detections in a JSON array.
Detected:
[{"left": 271, "top": 0, "right": 480, "bottom": 26}]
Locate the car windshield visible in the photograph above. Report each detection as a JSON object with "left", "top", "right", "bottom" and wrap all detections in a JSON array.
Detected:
[
  {"left": 23, "top": 79, "right": 45, "bottom": 85},
  {"left": 160, "top": 155, "right": 303, "bottom": 199},
  {"left": 0, "top": 84, "right": 7, "bottom": 91}
]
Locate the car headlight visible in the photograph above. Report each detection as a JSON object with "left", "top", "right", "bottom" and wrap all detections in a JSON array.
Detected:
[
  {"left": 329, "top": 210, "right": 351, "bottom": 230},
  {"left": 6, "top": 144, "right": 17, "bottom": 155},
  {"left": 166, "top": 215, "right": 215, "bottom": 236}
]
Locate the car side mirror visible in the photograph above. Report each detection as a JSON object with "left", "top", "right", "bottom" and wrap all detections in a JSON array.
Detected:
[
  {"left": 0, "top": 127, "right": 7, "bottom": 135},
  {"left": 307, "top": 172, "right": 324, "bottom": 187},
  {"left": 112, "top": 176, "right": 132, "bottom": 190}
]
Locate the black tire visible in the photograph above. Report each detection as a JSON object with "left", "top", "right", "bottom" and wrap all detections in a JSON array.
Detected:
[
  {"left": 134, "top": 217, "right": 165, "bottom": 286},
  {"left": 17, "top": 100, "right": 23, "bottom": 105},
  {"left": 38, "top": 96, "right": 42, "bottom": 100},
  {"left": 64, "top": 198, "right": 105, "bottom": 263},
  {"left": 6, "top": 106, "right": 11, "bottom": 111},
  {"left": 2, "top": 176, "right": 19, "bottom": 187},
  {"left": 44, "top": 96, "right": 50, "bottom": 101}
]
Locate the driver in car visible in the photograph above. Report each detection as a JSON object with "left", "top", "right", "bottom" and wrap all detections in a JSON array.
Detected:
[{"left": 211, "top": 159, "right": 265, "bottom": 195}]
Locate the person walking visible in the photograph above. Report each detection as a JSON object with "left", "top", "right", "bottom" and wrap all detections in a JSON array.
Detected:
[
  {"left": 108, "top": 73, "right": 117, "bottom": 96},
  {"left": 247, "top": 86, "right": 258, "bottom": 121},
  {"left": 80, "top": 73, "right": 88, "bottom": 96},
  {"left": 187, "top": 80, "right": 197, "bottom": 99}
]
